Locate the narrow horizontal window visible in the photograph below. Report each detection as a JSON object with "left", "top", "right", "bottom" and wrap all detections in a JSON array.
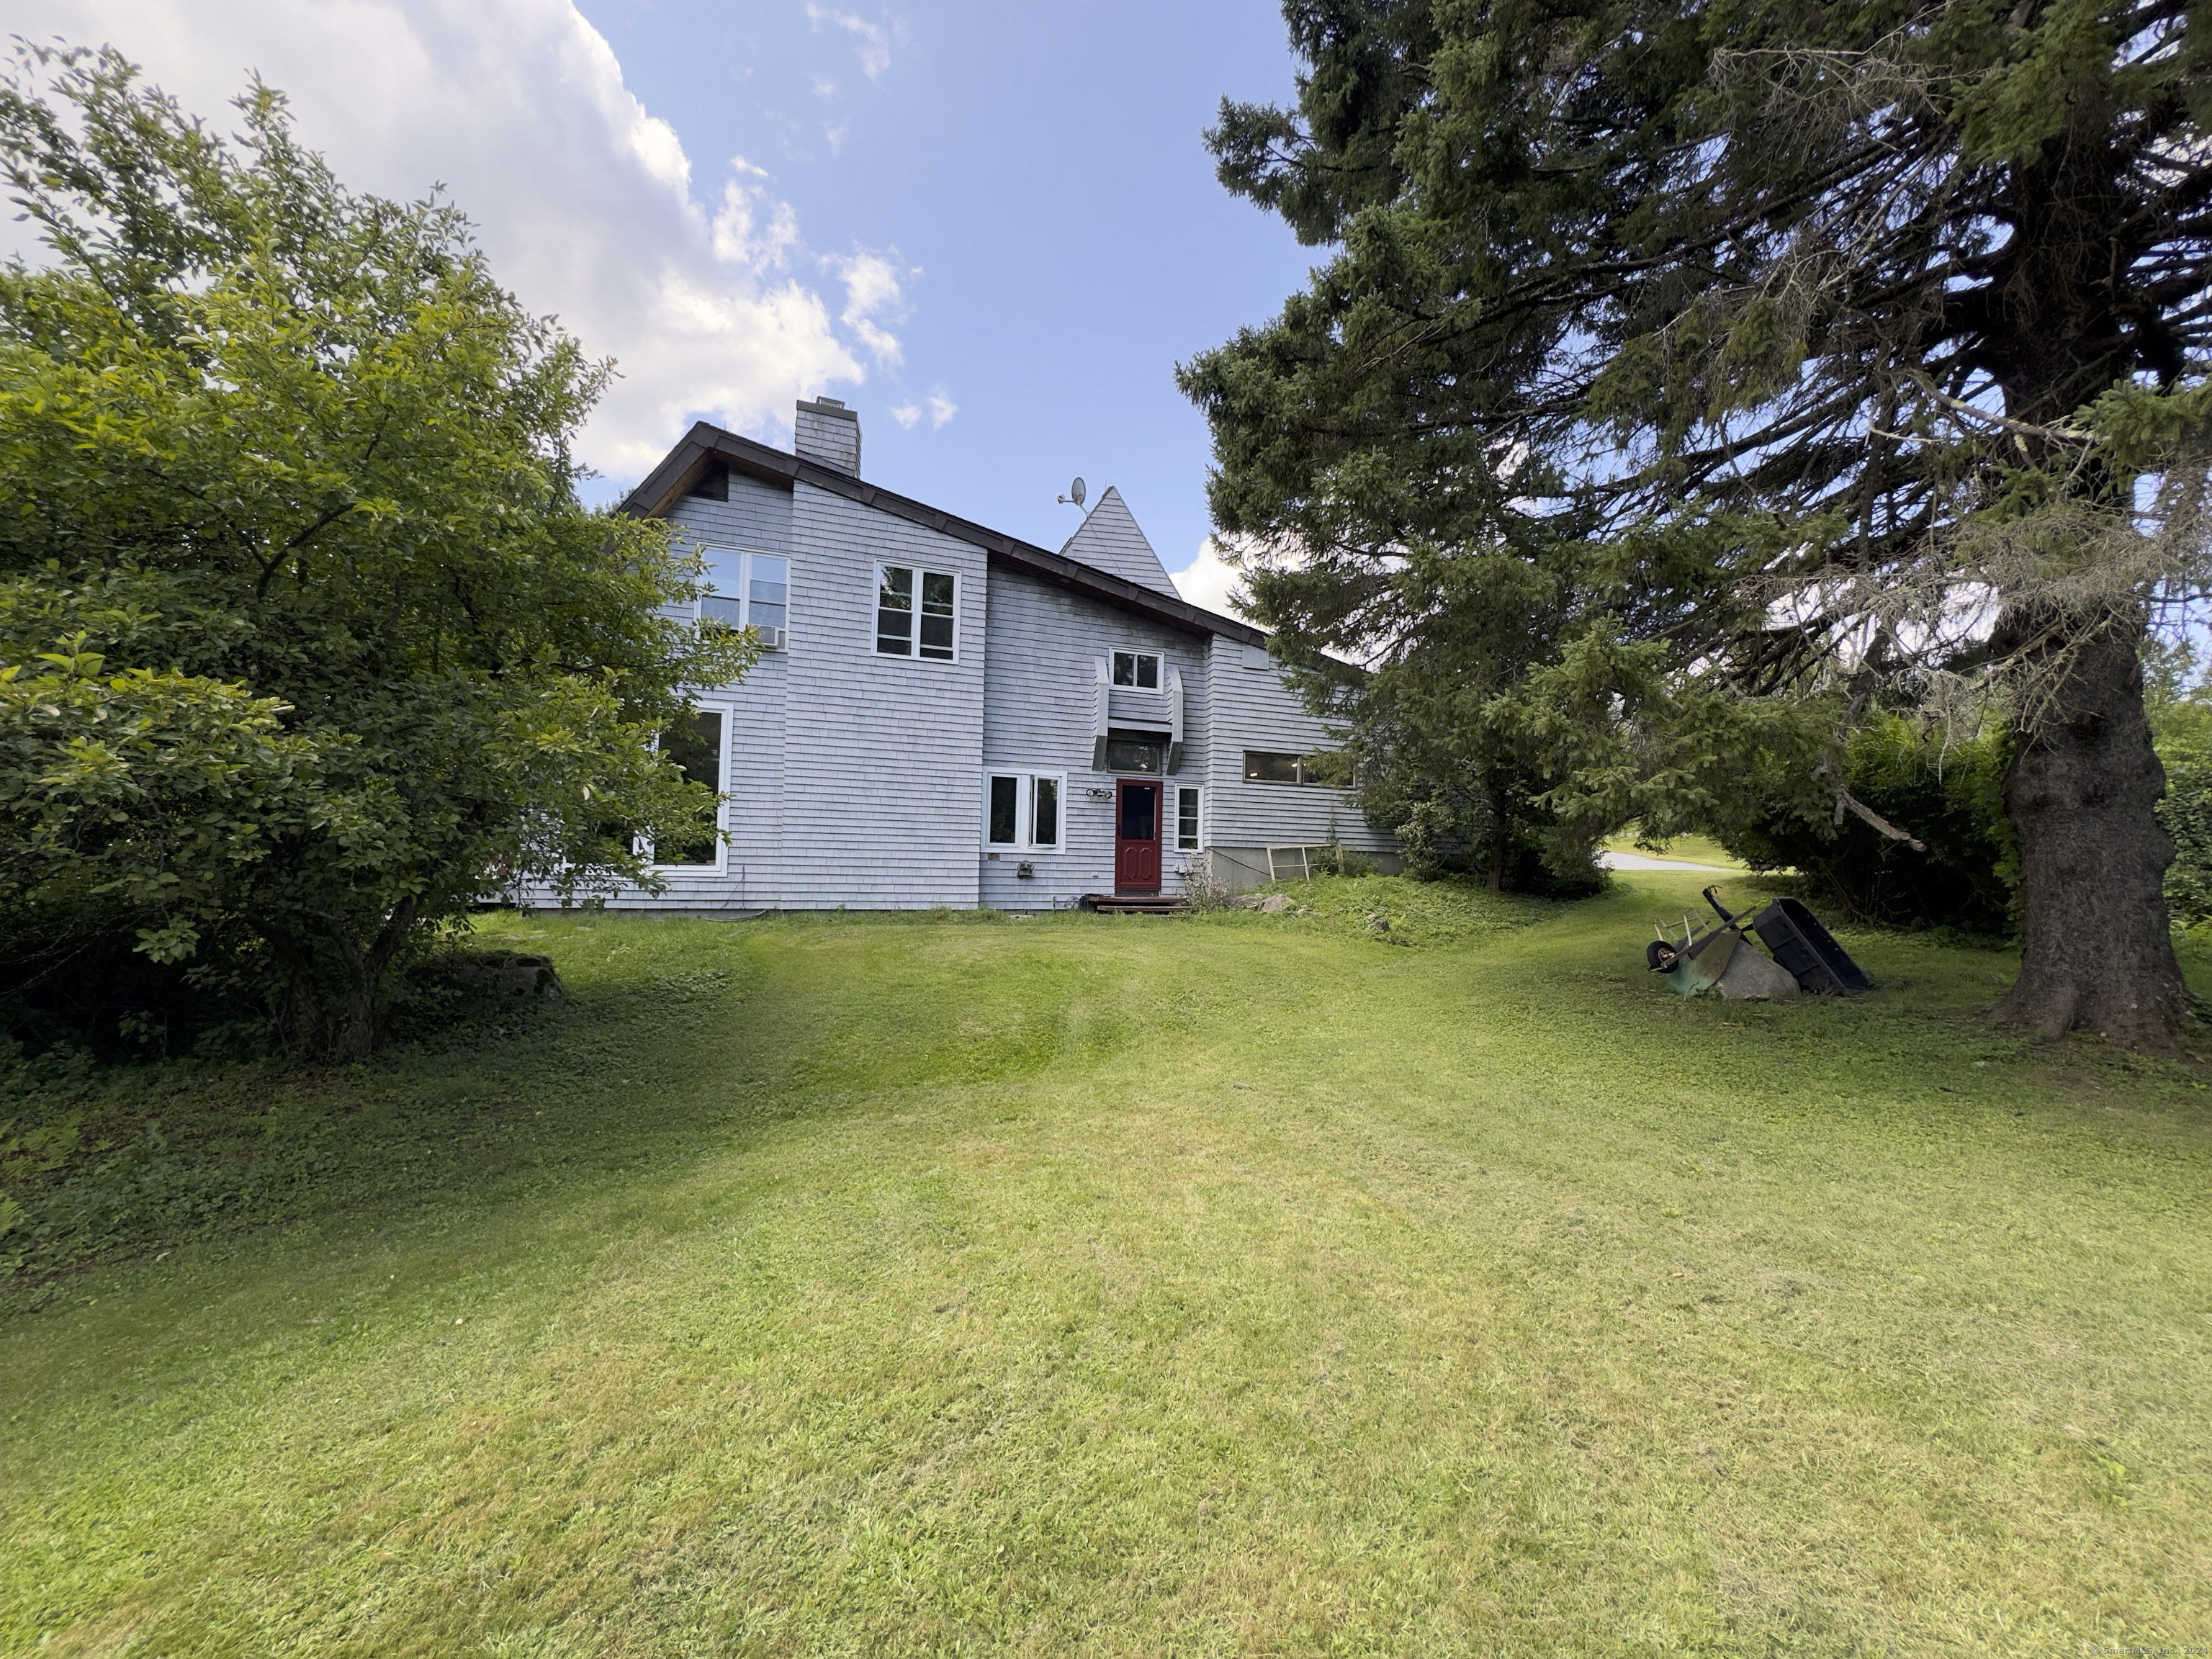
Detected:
[
  {"left": 1242, "top": 750, "right": 1351, "bottom": 787},
  {"left": 1105, "top": 733, "right": 1165, "bottom": 775},
  {"left": 1112, "top": 650, "right": 1161, "bottom": 689}
]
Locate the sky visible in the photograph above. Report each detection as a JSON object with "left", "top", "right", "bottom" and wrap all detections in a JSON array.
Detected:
[{"left": 4, "top": 0, "right": 1325, "bottom": 613}]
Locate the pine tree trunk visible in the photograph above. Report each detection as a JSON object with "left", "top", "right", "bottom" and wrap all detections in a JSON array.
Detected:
[{"left": 1992, "top": 604, "right": 2186, "bottom": 1051}]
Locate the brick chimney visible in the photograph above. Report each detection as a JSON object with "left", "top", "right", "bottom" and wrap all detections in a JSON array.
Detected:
[{"left": 794, "top": 396, "right": 860, "bottom": 475}]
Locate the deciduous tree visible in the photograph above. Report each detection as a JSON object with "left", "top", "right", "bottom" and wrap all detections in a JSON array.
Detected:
[{"left": 0, "top": 48, "right": 753, "bottom": 1058}]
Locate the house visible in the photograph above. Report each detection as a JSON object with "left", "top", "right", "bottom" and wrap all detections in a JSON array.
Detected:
[{"left": 563, "top": 397, "right": 1397, "bottom": 914}]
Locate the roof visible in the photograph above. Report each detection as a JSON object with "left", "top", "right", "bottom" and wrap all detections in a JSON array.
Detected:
[
  {"left": 619, "top": 421, "right": 1266, "bottom": 647},
  {"left": 1058, "top": 486, "right": 1178, "bottom": 597}
]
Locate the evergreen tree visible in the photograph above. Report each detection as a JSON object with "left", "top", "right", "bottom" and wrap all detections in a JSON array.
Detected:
[{"left": 1182, "top": 0, "right": 2212, "bottom": 1049}]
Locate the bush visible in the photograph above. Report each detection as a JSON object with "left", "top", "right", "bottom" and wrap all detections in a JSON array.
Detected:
[
  {"left": 1309, "top": 830, "right": 1374, "bottom": 878},
  {"left": 2157, "top": 756, "right": 2212, "bottom": 930},
  {"left": 1714, "top": 716, "right": 2018, "bottom": 936}
]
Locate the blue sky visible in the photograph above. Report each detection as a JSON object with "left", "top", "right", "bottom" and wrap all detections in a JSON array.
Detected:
[
  {"left": 573, "top": 0, "right": 1313, "bottom": 580},
  {"left": 10, "top": 0, "right": 1322, "bottom": 608}
]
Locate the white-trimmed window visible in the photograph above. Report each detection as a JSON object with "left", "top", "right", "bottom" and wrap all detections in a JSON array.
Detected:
[
  {"left": 1111, "top": 649, "right": 1161, "bottom": 690},
  {"left": 983, "top": 770, "right": 1064, "bottom": 851},
  {"left": 878, "top": 565, "right": 958, "bottom": 660},
  {"left": 1174, "top": 786, "right": 1202, "bottom": 851},
  {"left": 671, "top": 547, "right": 789, "bottom": 640},
  {"left": 649, "top": 706, "right": 727, "bottom": 868}
]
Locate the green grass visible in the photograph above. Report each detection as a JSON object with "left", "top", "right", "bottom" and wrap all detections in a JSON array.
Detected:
[
  {"left": 1246, "top": 872, "right": 1555, "bottom": 946},
  {"left": 5, "top": 878, "right": 2210, "bottom": 1656},
  {"left": 1600, "top": 832, "right": 1751, "bottom": 868}
]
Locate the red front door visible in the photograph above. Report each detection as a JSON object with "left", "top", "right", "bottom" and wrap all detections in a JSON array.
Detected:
[{"left": 1115, "top": 781, "right": 1161, "bottom": 892}]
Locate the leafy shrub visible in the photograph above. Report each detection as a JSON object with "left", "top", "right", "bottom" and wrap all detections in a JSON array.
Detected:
[
  {"left": 1395, "top": 801, "right": 1453, "bottom": 881},
  {"left": 1309, "top": 830, "right": 1374, "bottom": 878},
  {"left": 1714, "top": 716, "right": 2018, "bottom": 936}
]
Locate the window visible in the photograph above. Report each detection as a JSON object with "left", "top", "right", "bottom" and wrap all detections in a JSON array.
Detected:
[
  {"left": 747, "top": 556, "right": 788, "bottom": 631},
  {"left": 1243, "top": 750, "right": 1350, "bottom": 787},
  {"left": 878, "top": 565, "right": 956, "bottom": 660},
  {"left": 1176, "top": 786, "right": 1202, "bottom": 851},
  {"left": 1105, "top": 732, "right": 1166, "bottom": 774},
  {"left": 684, "top": 547, "right": 787, "bottom": 638},
  {"left": 1112, "top": 649, "right": 1161, "bottom": 690},
  {"left": 982, "top": 770, "right": 1064, "bottom": 851},
  {"left": 1032, "top": 775, "right": 1059, "bottom": 848},
  {"left": 988, "top": 775, "right": 1019, "bottom": 845},
  {"left": 653, "top": 708, "right": 726, "bottom": 866}
]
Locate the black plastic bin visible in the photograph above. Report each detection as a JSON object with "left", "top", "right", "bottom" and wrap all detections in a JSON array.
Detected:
[{"left": 1751, "top": 897, "right": 1873, "bottom": 996}]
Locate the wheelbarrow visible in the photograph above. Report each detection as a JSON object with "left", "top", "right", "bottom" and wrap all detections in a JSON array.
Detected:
[
  {"left": 1645, "top": 898, "right": 1801, "bottom": 1001},
  {"left": 1702, "top": 886, "right": 1873, "bottom": 997}
]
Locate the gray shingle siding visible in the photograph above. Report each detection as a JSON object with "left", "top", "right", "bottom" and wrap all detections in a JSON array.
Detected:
[
  {"left": 667, "top": 470, "right": 791, "bottom": 553},
  {"left": 1205, "top": 637, "right": 1392, "bottom": 855},
  {"left": 979, "top": 567, "right": 1211, "bottom": 909},
  {"left": 770, "top": 482, "right": 986, "bottom": 909}
]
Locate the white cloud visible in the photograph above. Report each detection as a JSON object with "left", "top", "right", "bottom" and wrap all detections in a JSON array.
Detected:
[
  {"left": 889, "top": 403, "right": 921, "bottom": 428},
  {"left": 927, "top": 390, "right": 957, "bottom": 428},
  {"left": 1171, "top": 539, "right": 1250, "bottom": 616},
  {"left": 3, "top": 0, "right": 889, "bottom": 486},
  {"left": 804, "top": 4, "right": 891, "bottom": 79},
  {"left": 832, "top": 250, "right": 912, "bottom": 366},
  {"left": 710, "top": 179, "right": 797, "bottom": 269},
  {"left": 811, "top": 75, "right": 836, "bottom": 99}
]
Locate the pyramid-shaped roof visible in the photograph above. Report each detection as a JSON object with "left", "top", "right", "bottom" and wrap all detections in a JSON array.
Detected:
[{"left": 1059, "top": 486, "right": 1179, "bottom": 598}]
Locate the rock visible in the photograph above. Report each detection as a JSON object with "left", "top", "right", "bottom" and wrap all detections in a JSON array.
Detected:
[
  {"left": 1715, "top": 940, "right": 1801, "bottom": 1000},
  {"left": 1367, "top": 912, "right": 1391, "bottom": 932},
  {"left": 454, "top": 954, "right": 565, "bottom": 1005},
  {"left": 1259, "top": 894, "right": 1290, "bottom": 914}
]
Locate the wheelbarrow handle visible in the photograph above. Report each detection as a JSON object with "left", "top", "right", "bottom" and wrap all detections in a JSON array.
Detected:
[{"left": 1703, "top": 885, "right": 1754, "bottom": 935}]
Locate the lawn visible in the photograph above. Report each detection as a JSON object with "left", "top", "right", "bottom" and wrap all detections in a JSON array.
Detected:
[{"left": 4, "top": 873, "right": 2209, "bottom": 1656}]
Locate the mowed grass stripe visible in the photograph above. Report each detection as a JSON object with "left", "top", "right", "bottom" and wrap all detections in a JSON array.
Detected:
[{"left": 5, "top": 876, "right": 2208, "bottom": 1655}]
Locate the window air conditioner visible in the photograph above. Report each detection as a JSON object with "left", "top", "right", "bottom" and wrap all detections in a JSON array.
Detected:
[{"left": 756, "top": 626, "right": 787, "bottom": 651}]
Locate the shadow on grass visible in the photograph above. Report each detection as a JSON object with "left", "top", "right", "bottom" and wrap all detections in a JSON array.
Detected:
[
  {"left": 10, "top": 888, "right": 2206, "bottom": 1314},
  {"left": 0, "top": 915, "right": 808, "bottom": 1305},
  {"left": 1, "top": 904, "right": 1272, "bottom": 1305}
]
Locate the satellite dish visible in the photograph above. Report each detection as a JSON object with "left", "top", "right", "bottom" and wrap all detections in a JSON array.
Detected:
[{"left": 1057, "top": 476, "right": 1087, "bottom": 508}]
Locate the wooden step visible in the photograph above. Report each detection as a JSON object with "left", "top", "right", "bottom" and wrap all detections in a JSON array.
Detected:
[{"left": 1082, "top": 892, "right": 1190, "bottom": 916}]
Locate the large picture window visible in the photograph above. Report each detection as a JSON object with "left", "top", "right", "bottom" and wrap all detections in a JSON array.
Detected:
[
  {"left": 982, "top": 770, "right": 1065, "bottom": 851},
  {"left": 652, "top": 707, "right": 726, "bottom": 867},
  {"left": 878, "top": 565, "right": 957, "bottom": 660}
]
